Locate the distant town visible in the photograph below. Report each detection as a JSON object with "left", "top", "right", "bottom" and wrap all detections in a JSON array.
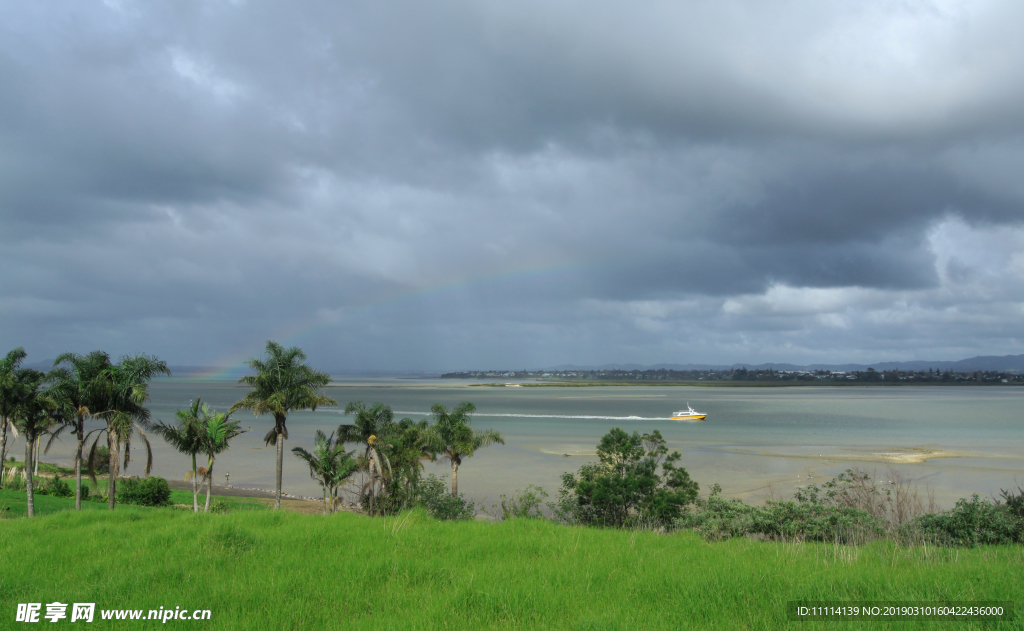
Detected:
[{"left": 441, "top": 367, "right": 1023, "bottom": 384}]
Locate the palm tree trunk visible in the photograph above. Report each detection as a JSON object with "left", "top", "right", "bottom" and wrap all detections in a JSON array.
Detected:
[
  {"left": 368, "top": 451, "right": 376, "bottom": 515},
  {"left": 108, "top": 434, "right": 118, "bottom": 510},
  {"left": 34, "top": 435, "right": 40, "bottom": 476},
  {"left": 323, "top": 487, "right": 328, "bottom": 515},
  {"left": 204, "top": 457, "right": 214, "bottom": 512},
  {"left": 74, "top": 424, "right": 84, "bottom": 511},
  {"left": 275, "top": 431, "right": 284, "bottom": 510},
  {"left": 25, "top": 436, "right": 35, "bottom": 518},
  {"left": 0, "top": 417, "right": 9, "bottom": 480},
  {"left": 451, "top": 461, "right": 459, "bottom": 497},
  {"left": 191, "top": 453, "right": 199, "bottom": 512}
]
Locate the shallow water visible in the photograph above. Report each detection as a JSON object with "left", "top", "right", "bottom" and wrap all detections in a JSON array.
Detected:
[{"left": 29, "top": 379, "right": 1024, "bottom": 509}]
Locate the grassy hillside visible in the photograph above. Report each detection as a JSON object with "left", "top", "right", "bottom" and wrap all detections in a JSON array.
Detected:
[
  {"left": 1, "top": 508, "right": 1020, "bottom": 629},
  {"left": 0, "top": 487, "right": 269, "bottom": 518}
]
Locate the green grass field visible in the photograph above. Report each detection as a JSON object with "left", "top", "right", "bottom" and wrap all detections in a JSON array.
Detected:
[
  {"left": 1, "top": 506, "right": 1020, "bottom": 629},
  {"left": 0, "top": 487, "right": 269, "bottom": 518}
]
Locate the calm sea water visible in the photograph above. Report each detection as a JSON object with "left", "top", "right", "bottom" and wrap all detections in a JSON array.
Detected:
[{"left": 33, "top": 378, "right": 1024, "bottom": 508}]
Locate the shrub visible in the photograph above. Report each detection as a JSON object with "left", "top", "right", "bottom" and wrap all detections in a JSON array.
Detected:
[
  {"left": 37, "top": 475, "right": 73, "bottom": 498},
  {"left": 499, "top": 485, "right": 548, "bottom": 520},
  {"left": 793, "top": 467, "right": 934, "bottom": 528},
  {"left": 116, "top": 477, "right": 172, "bottom": 507},
  {"left": 754, "top": 501, "right": 886, "bottom": 544},
  {"left": 675, "top": 484, "right": 761, "bottom": 541},
  {"left": 553, "top": 428, "right": 698, "bottom": 529},
  {"left": 999, "top": 484, "right": 1024, "bottom": 519},
  {"left": 2, "top": 468, "right": 26, "bottom": 491},
  {"left": 907, "top": 494, "right": 1022, "bottom": 546},
  {"left": 88, "top": 446, "right": 110, "bottom": 475},
  {"left": 417, "top": 474, "right": 477, "bottom": 521},
  {"left": 676, "top": 483, "right": 885, "bottom": 544}
]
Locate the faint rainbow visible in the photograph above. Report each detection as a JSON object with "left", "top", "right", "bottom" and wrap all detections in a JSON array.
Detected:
[{"left": 185, "top": 258, "right": 598, "bottom": 380}]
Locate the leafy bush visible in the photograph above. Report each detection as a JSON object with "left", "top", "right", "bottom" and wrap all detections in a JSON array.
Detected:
[
  {"left": 999, "top": 484, "right": 1024, "bottom": 519},
  {"left": 552, "top": 428, "right": 698, "bottom": 529},
  {"left": 417, "top": 474, "right": 477, "bottom": 521},
  {"left": 676, "top": 483, "right": 885, "bottom": 543},
  {"left": 2, "top": 468, "right": 26, "bottom": 491},
  {"left": 499, "top": 485, "right": 548, "bottom": 520},
  {"left": 906, "top": 494, "right": 1022, "bottom": 546},
  {"left": 36, "top": 475, "right": 73, "bottom": 498},
  {"left": 88, "top": 446, "right": 110, "bottom": 475},
  {"left": 675, "top": 484, "right": 761, "bottom": 541},
  {"left": 793, "top": 467, "right": 933, "bottom": 527},
  {"left": 754, "top": 501, "right": 885, "bottom": 544},
  {"left": 116, "top": 477, "right": 172, "bottom": 507}
]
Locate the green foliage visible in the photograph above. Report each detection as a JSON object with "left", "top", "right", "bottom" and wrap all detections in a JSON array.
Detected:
[
  {"left": 338, "top": 401, "right": 397, "bottom": 514},
  {"left": 368, "top": 417, "right": 440, "bottom": 515},
  {"left": 291, "top": 430, "right": 357, "bottom": 514},
  {"left": 339, "top": 404, "right": 443, "bottom": 516},
  {"left": 3, "top": 507, "right": 1022, "bottom": 630},
  {"left": 999, "top": 484, "right": 1024, "bottom": 519},
  {"left": 2, "top": 469, "right": 26, "bottom": 491},
  {"left": 499, "top": 485, "right": 548, "bottom": 520},
  {"left": 89, "top": 446, "right": 111, "bottom": 474},
  {"left": 906, "top": 494, "right": 1023, "bottom": 546},
  {"left": 677, "top": 483, "right": 885, "bottom": 544},
  {"left": 231, "top": 341, "right": 336, "bottom": 509},
  {"left": 553, "top": 427, "right": 698, "bottom": 529},
  {"left": 231, "top": 341, "right": 335, "bottom": 442},
  {"left": 675, "top": 484, "right": 760, "bottom": 541},
  {"left": 426, "top": 402, "right": 504, "bottom": 496},
  {"left": 752, "top": 500, "right": 886, "bottom": 544},
  {"left": 116, "top": 477, "right": 172, "bottom": 507},
  {"left": 36, "top": 474, "right": 73, "bottom": 498},
  {"left": 418, "top": 474, "right": 477, "bottom": 521}
]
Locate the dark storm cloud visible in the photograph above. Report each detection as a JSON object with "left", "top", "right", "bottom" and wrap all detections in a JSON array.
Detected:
[{"left": 2, "top": 0, "right": 1024, "bottom": 369}]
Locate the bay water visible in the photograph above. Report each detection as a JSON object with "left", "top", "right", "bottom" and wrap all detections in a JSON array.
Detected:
[{"left": 32, "top": 378, "right": 1024, "bottom": 510}]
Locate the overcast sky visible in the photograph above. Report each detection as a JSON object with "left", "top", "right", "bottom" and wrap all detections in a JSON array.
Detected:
[{"left": 2, "top": 0, "right": 1023, "bottom": 372}]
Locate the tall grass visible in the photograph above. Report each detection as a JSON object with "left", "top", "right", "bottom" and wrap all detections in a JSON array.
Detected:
[{"left": 1, "top": 508, "right": 1020, "bottom": 629}]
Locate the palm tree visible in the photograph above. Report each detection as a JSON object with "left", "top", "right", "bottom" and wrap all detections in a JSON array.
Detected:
[
  {"left": 85, "top": 354, "right": 170, "bottom": 509},
  {"left": 292, "top": 430, "right": 358, "bottom": 514},
  {"left": 230, "top": 341, "right": 336, "bottom": 509},
  {"left": 427, "top": 402, "right": 504, "bottom": 497},
  {"left": 0, "top": 348, "right": 31, "bottom": 478},
  {"left": 150, "top": 398, "right": 205, "bottom": 512},
  {"left": 45, "top": 351, "right": 112, "bottom": 510},
  {"left": 198, "top": 408, "right": 245, "bottom": 512},
  {"left": 11, "top": 368, "right": 53, "bottom": 518},
  {"left": 386, "top": 417, "right": 438, "bottom": 504},
  {"left": 337, "top": 401, "right": 396, "bottom": 514}
]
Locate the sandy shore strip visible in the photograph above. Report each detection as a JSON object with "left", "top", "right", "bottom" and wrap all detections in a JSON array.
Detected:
[
  {"left": 163, "top": 479, "right": 361, "bottom": 514},
  {"left": 716, "top": 446, "right": 966, "bottom": 464}
]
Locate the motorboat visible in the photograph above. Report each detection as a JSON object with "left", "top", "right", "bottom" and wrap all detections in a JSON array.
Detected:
[{"left": 671, "top": 404, "right": 707, "bottom": 421}]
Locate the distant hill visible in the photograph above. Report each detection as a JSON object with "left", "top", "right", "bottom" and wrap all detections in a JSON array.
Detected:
[{"left": 545, "top": 354, "right": 1024, "bottom": 373}]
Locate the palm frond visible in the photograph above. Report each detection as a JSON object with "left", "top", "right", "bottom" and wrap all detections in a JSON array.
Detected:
[{"left": 43, "top": 423, "right": 69, "bottom": 454}]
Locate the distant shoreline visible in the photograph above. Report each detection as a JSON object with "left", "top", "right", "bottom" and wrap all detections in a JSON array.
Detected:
[{"left": 469, "top": 380, "right": 1024, "bottom": 388}]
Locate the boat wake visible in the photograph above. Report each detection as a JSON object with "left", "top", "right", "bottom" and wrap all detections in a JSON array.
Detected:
[{"left": 395, "top": 411, "right": 675, "bottom": 421}]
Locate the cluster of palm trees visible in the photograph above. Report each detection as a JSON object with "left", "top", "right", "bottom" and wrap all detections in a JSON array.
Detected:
[
  {"left": 233, "top": 342, "right": 506, "bottom": 515},
  {"left": 148, "top": 398, "right": 245, "bottom": 512},
  {"left": 287, "top": 400, "right": 504, "bottom": 515},
  {"left": 2, "top": 340, "right": 506, "bottom": 518},
  {"left": 0, "top": 347, "right": 169, "bottom": 517}
]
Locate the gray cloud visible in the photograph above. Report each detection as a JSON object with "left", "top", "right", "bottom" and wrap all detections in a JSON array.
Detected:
[{"left": 2, "top": 0, "right": 1024, "bottom": 370}]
